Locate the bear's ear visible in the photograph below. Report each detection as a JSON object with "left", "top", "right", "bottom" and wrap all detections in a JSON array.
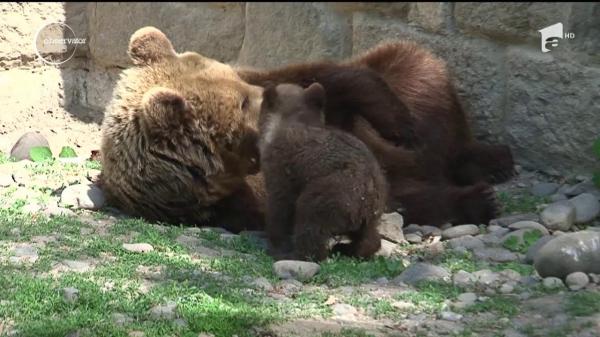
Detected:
[
  {"left": 142, "top": 87, "right": 189, "bottom": 125},
  {"left": 128, "top": 26, "right": 176, "bottom": 65},
  {"left": 304, "top": 82, "right": 326, "bottom": 111}
]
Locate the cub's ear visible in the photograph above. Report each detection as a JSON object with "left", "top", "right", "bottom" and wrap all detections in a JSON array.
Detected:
[
  {"left": 262, "top": 85, "right": 279, "bottom": 110},
  {"left": 142, "top": 87, "right": 189, "bottom": 125},
  {"left": 304, "top": 82, "right": 326, "bottom": 110},
  {"left": 128, "top": 26, "right": 176, "bottom": 65}
]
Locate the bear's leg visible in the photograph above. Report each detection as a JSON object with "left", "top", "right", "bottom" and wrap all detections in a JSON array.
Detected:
[
  {"left": 332, "top": 221, "right": 382, "bottom": 259},
  {"left": 263, "top": 176, "right": 297, "bottom": 258},
  {"left": 452, "top": 143, "right": 517, "bottom": 185},
  {"left": 391, "top": 179, "right": 499, "bottom": 227}
]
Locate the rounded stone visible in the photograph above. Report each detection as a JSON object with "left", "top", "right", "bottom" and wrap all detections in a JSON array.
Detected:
[
  {"left": 405, "top": 233, "right": 422, "bottom": 244},
  {"left": 59, "top": 183, "right": 106, "bottom": 210},
  {"left": 530, "top": 183, "right": 560, "bottom": 197},
  {"left": 534, "top": 231, "right": 600, "bottom": 278},
  {"left": 540, "top": 201, "right": 575, "bottom": 231},
  {"left": 273, "top": 260, "right": 320, "bottom": 281},
  {"left": 393, "top": 263, "right": 450, "bottom": 285},
  {"left": 9, "top": 131, "right": 50, "bottom": 161},
  {"left": 442, "top": 225, "right": 480, "bottom": 240},
  {"left": 565, "top": 272, "right": 589, "bottom": 291},
  {"left": 568, "top": 193, "right": 600, "bottom": 224},
  {"left": 122, "top": 243, "right": 154, "bottom": 253},
  {"left": 507, "top": 221, "right": 549, "bottom": 236},
  {"left": 542, "top": 277, "right": 564, "bottom": 290}
]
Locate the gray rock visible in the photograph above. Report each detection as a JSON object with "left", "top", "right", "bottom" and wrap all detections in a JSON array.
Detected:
[
  {"left": 375, "top": 239, "right": 399, "bottom": 257},
  {"left": 457, "top": 292, "right": 477, "bottom": 305},
  {"left": 62, "top": 287, "right": 79, "bottom": 303},
  {"left": 447, "top": 235, "right": 485, "bottom": 251},
  {"left": 504, "top": 47, "right": 600, "bottom": 174},
  {"left": 420, "top": 225, "right": 443, "bottom": 237},
  {"left": 534, "top": 231, "right": 600, "bottom": 278},
  {"left": 59, "top": 183, "right": 106, "bottom": 210},
  {"left": 149, "top": 302, "right": 177, "bottom": 320},
  {"left": 238, "top": 3, "right": 352, "bottom": 68},
  {"left": 472, "top": 269, "right": 499, "bottom": 286},
  {"left": 530, "top": 183, "right": 560, "bottom": 197},
  {"left": 43, "top": 204, "right": 75, "bottom": 217},
  {"left": 473, "top": 247, "right": 518, "bottom": 262},
  {"left": 542, "top": 277, "right": 564, "bottom": 290},
  {"left": 405, "top": 233, "right": 422, "bottom": 244},
  {"left": 499, "top": 269, "right": 522, "bottom": 282},
  {"left": 453, "top": 270, "right": 477, "bottom": 288},
  {"left": 439, "top": 311, "right": 462, "bottom": 322},
  {"left": 589, "top": 273, "right": 600, "bottom": 284},
  {"left": 173, "top": 319, "right": 187, "bottom": 328},
  {"left": 563, "top": 180, "right": 598, "bottom": 197},
  {"left": 252, "top": 277, "right": 273, "bottom": 292},
  {"left": 331, "top": 303, "right": 358, "bottom": 318},
  {"left": 442, "top": 225, "right": 480, "bottom": 240},
  {"left": 550, "top": 193, "right": 568, "bottom": 202},
  {"left": 89, "top": 3, "right": 244, "bottom": 67},
  {"left": 499, "top": 283, "right": 514, "bottom": 294},
  {"left": 122, "top": 243, "right": 154, "bottom": 253},
  {"left": 489, "top": 213, "right": 540, "bottom": 227},
  {"left": 378, "top": 212, "right": 404, "bottom": 243},
  {"left": 9, "top": 131, "right": 50, "bottom": 161},
  {"left": 111, "top": 313, "right": 133, "bottom": 326},
  {"left": 9, "top": 244, "right": 38, "bottom": 265},
  {"left": 565, "top": 272, "right": 589, "bottom": 291},
  {"left": 175, "top": 235, "right": 221, "bottom": 257},
  {"left": 508, "top": 221, "right": 549, "bottom": 236},
  {"left": 407, "top": 3, "right": 449, "bottom": 33},
  {"left": 403, "top": 224, "right": 422, "bottom": 235},
  {"left": 524, "top": 235, "right": 555, "bottom": 264},
  {"left": 273, "top": 260, "right": 320, "bottom": 281},
  {"left": 61, "top": 260, "right": 92, "bottom": 273},
  {"left": 569, "top": 193, "right": 600, "bottom": 223},
  {"left": 487, "top": 225, "right": 507, "bottom": 233},
  {"left": 540, "top": 201, "right": 575, "bottom": 231},
  {"left": 393, "top": 263, "right": 450, "bottom": 285}
]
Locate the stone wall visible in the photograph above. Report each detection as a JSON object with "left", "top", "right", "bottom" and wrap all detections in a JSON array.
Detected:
[{"left": 2, "top": 2, "right": 599, "bottom": 175}]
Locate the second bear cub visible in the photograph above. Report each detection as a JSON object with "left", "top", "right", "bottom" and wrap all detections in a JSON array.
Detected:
[{"left": 258, "top": 83, "right": 388, "bottom": 262}]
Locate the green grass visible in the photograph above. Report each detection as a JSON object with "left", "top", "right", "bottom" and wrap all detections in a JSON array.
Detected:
[
  {"left": 565, "top": 291, "right": 600, "bottom": 316},
  {"left": 0, "top": 159, "right": 415, "bottom": 337},
  {"left": 497, "top": 192, "right": 548, "bottom": 215},
  {"left": 394, "top": 281, "right": 462, "bottom": 314},
  {"left": 321, "top": 328, "right": 376, "bottom": 337},
  {"left": 464, "top": 295, "right": 520, "bottom": 317},
  {"left": 437, "top": 250, "right": 479, "bottom": 273},
  {"left": 311, "top": 255, "right": 404, "bottom": 287},
  {"left": 502, "top": 229, "right": 543, "bottom": 254}
]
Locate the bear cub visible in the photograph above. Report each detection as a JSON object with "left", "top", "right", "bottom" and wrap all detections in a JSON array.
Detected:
[{"left": 258, "top": 82, "right": 388, "bottom": 262}]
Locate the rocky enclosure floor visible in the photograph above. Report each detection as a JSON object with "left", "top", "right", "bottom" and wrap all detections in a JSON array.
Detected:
[{"left": 0, "top": 155, "right": 599, "bottom": 337}]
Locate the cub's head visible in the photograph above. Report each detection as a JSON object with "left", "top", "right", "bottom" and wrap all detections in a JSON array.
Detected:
[
  {"left": 118, "top": 27, "right": 262, "bottom": 157},
  {"left": 258, "top": 83, "right": 326, "bottom": 134}
]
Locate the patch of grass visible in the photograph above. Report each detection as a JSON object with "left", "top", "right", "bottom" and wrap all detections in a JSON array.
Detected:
[
  {"left": 345, "top": 293, "right": 400, "bottom": 319},
  {"left": 502, "top": 229, "right": 543, "bottom": 254},
  {"left": 312, "top": 255, "right": 404, "bottom": 287},
  {"left": 464, "top": 295, "right": 520, "bottom": 317},
  {"left": 394, "top": 281, "right": 462, "bottom": 314},
  {"left": 321, "top": 328, "right": 376, "bottom": 337},
  {"left": 0, "top": 151, "right": 9, "bottom": 164},
  {"left": 497, "top": 192, "right": 548, "bottom": 215},
  {"left": 437, "top": 250, "right": 479, "bottom": 273},
  {"left": 490, "top": 261, "right": 534, "bottom": 276},
  {"left": 565, "top": 291, "right": 600, "bottom": 316}
]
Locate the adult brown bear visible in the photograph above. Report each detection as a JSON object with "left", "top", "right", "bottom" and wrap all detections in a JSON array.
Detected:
[{"left": 237, "top": 42, "right": 515, "bottom": 226}]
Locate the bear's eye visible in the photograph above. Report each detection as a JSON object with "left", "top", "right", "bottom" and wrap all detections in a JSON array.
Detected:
[{"left": 241, "top": 96, "right": 250, "bottom": 111}]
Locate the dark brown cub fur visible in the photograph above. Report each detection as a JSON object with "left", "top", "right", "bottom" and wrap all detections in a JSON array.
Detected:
[{"left": 258, "top": 83, "right": 388, "bottom": 262}]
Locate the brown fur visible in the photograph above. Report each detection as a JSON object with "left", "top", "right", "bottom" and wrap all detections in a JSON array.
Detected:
[
  {"left": 100, "top": 27, "right": 265, "bottom": 232},
  {"left": 259, "top": 83, "right": 387, "bottom": 261},
  {"left": 237, "top": 41, "right": 515, "bottom": 226}
]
